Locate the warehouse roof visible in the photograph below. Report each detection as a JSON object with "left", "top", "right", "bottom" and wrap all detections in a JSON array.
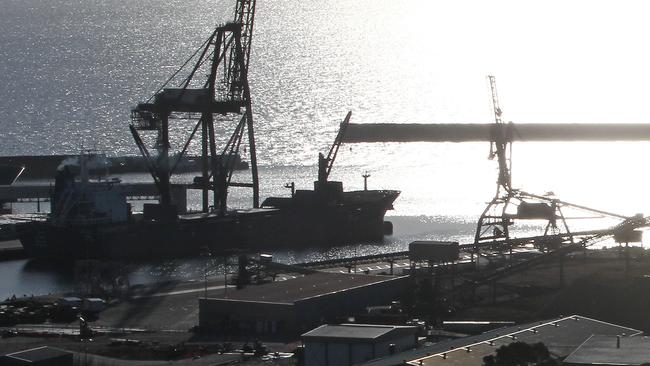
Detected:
[
  {"left": 563, "top": 335, "right": 650, "bottom": 366},
  {"left": 4, "top": 346, "right": 72, "bottom": 362},
  {"left": 210, "top": 272, "right": 406, "bottom": 304},
  {"left": 361, "top": 315, "right": 641, "bottom": 366},
  {"left": 302, "top": 324, "right": 417, "bottom": 343}
]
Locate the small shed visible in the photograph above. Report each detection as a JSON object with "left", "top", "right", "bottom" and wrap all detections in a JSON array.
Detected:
[
  {"left": 409, "top": 241, "right": 459, "bottom": 263},
  {"left": 302, "top": 324, "right": 417, "bottom": 366},
  {"left": 1, "top": 346, "right": 73, "bottom": 366},
  {"left": 81, "top": 298, "right": 105, "bottom": 313}
]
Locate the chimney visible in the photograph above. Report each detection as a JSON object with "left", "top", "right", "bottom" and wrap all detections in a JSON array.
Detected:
[{"left": 616, "top": 335, "right": 621, "bottom": 349}]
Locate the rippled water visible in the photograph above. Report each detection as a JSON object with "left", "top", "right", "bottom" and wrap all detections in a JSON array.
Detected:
[{"left": 2, "top": 0, "right": 650, "bottom": 298}]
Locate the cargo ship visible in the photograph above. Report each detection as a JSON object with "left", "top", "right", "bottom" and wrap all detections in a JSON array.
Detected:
[
  {"left": 16, "top": 2, "right": 399, "bottom": 260},
  {"left": 17, "top": 145, "right": 398, "bottom": 260},
  {"left": 261, "top": 112, "right": 399, "bottom": 245},
  {"left": 261, "top": 180, "right": 399, "bottom": 245},
  {"left": 0, "top": 164, "right": 24, "bottom": 186}
]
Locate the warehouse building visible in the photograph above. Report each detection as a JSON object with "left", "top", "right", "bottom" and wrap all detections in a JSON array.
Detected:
[
  {"left": 302, "top": 324, "right": 418, "bottom": 366},
  {"left": 199, "top": 272, "right": 410, "bottom": 335},
  {"left": 1, "top": 346, "right": 73, "bottom": 366}
]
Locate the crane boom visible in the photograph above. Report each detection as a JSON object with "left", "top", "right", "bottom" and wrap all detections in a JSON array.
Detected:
[
  {"left": 488, "top": 75, "right": 512, "bottom": 192},
  {"left": 233, "top": 0, "right": 256, "bottom": 73},
  {"left": 228, "top": 0, "right": 256, "bottom": 99},
  {"left": 318, "top": 111, "right": 352, "bottom": 182}
]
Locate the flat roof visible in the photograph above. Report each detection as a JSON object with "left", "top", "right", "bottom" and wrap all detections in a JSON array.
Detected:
[
  {"left": 85, "top": 298, "right": 104, "bottom": 302},
  {"left": 60, "top": 297, "right": 81, "bottom": 301},
  {"left": 5, "top": 346, "right": 72, "bottom": 362},
  {"left": 564, "top": 335, "right": 650, "bottom": 365},
  {"left": 302, "top": 324, "right": 417, "bottom": 343},
  {"left": 209, "top": 272, "right": 405, "bottom": 304},
  {"left": 360, "top": 315, "right": 641, "bottom": 366}
]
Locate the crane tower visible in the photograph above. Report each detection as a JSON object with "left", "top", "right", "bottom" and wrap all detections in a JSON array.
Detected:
[
  {"left": 129, "top": 0, "right": 260, "bottom": 216},
  {"left": 474, "top": 76, "right": 575, "bottom": 250}
]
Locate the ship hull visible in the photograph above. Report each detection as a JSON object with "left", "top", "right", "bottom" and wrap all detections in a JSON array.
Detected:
[
  {"left": 17, "top": 192, "right": 398, "bottom": 260},
  {"left": 18, "top": 210, "right": 280, "bottom": 260},
  {"left": 262, "top": 189, "right": 400, "bottom": 246}
]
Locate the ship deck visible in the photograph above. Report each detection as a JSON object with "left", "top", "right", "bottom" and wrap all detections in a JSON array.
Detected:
[{"left": 179, "top": 207, "right": 279, "bottom": 221}]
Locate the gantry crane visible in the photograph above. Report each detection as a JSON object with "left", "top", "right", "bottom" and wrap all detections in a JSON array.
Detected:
[{"left": 129, "top": 0, "right": 259, "bottom": 216}]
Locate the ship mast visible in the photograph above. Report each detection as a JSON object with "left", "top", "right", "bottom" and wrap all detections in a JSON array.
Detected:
[{"left": 129, "top": 0, "right": 259, "bottom": 215}]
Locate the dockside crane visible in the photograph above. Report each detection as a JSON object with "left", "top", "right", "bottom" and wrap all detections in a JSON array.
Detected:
[
  {"left": 474, "top": 76, "right": 578, "bottom": 250},
  {"left": 474, "top": 75, "right": 515, "bottom": 245},
  {"left": 129, "top": 0, "right": 259, "bottom": 216},
  {"left": 339, "top": 77, "right": 648, "bottom": 252},
  {"left": 474, "top": 76, "right": 636, "bottom": 252}
]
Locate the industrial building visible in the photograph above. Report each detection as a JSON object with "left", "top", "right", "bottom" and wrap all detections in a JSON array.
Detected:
[
  {"left": 359, "top": 315, "right": 641, "bottom": 366},
  {"left": 302, "top": 324, "right": 418, "bottom": 366},
  {"left": 199, "top": 272, "right": 410, "bottom": 335}
]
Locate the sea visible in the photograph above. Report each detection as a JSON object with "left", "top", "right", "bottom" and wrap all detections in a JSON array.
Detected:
[{"left": 2, "top": 0, "right": 650, "bottom": 299}]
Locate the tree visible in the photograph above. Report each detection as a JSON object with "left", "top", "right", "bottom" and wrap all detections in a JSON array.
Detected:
[{"left": 482, "top": 342, "right": 557, "bottom": 366}]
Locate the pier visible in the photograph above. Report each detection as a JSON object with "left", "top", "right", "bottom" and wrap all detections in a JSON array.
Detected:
[
  {"left": 343, "top": 123, "right": 650, "bottom": 143},
  {"left": 0, "top": 182, "right": 184, "bottom": 203}
]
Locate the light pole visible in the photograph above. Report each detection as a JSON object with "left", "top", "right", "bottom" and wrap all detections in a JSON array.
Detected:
[
  {"left": 223, "top": 255, "right": 228, "bottom": 298},
  {"left": 201, "top": 247, "right": 211, "bottom": 298}
]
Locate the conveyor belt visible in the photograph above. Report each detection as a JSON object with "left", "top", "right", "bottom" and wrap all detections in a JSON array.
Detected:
[{"left": 343, "top": 123, "right": 650, "bottom": 143}]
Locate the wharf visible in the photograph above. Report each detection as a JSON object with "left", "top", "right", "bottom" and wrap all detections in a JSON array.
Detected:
[
  {"left": 0, "top": 183, "right": 167, "bottom": 203},
  {"left": 0, "top": 154, "right": 248, "bottom": 180},
  {"left": 343, "top": 122, "right": 650, "bottom": 143}
]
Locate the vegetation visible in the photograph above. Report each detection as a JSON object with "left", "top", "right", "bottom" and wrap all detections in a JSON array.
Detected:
[{"left": 482, "top": 342, "right": 559, "bottom": 366}]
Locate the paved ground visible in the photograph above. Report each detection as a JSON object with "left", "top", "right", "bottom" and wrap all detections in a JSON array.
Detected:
[{"left": 1, "top": 277, "right": 300, "bottom": 364}]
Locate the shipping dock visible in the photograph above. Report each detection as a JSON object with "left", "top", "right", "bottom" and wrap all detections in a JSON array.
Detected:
[{"left": 0, "top": 154, "right": 248, "bottom": 180}]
